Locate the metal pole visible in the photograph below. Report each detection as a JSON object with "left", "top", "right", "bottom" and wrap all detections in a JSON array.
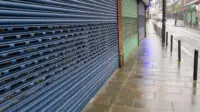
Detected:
[
  {"left": 178, "top": 40, "right": 181, "bottom": 62},
  {"left": 193, "top": 49, "right": 198, "bottom": 81},
  {"left": 160, "top": 28, "right": 162, "bottom": 37},
  {"left": 170, "top": 35, "right": 173, "bottom": 52},
  {"left": 162, "top": 0, "right": 166, "bottom": 43},
  {"left": 166, "top": 32, "right": 168, "bottom": 46}
]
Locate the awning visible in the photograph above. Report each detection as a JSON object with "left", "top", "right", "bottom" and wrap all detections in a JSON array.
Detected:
[{"left": 183, "top": 0, "right": 200, "bottom": 7}]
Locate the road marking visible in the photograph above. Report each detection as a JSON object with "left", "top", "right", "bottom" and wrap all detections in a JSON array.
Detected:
[{"left": 173, "top": 39, "right": 193, "bottom": 57}]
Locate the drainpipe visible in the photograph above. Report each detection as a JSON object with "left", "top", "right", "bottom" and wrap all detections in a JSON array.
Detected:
[{"left": 117, "top": 0, "right": 124, "bottom": 67}]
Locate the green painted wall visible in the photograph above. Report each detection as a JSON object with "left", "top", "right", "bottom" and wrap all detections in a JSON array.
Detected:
[
  {"left": 122, "top": 0, "right": 138, "bottom": 61},
  {"left": 123, "top": 34, "right": 138, "bottom": 60}
]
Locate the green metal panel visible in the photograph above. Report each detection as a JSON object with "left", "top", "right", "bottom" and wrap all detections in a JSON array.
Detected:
[
  {"left": 183, "top": 12, "right": 187, "bottom": 23},
  {"left": 123, "top": 34, "right": 138, "bottom": 60},
  {"left": 122, "top": 0, "right": 138, "bottom": 61},
  {"left": 192, "top": 11, "right": 197, "bottom": 25},
  {"left": 188, "top": 12, "right": 191, "bottom": 23},
  {"left": 122, "top": 0, "right": 137, "bottom": 17}
]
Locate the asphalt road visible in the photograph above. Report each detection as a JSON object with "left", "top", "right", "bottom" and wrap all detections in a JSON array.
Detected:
[{"left": 156, "top": 19, "right": 200, "bottom": 59}]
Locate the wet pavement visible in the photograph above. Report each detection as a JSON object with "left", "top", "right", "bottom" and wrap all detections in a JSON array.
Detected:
[{"left": 82, "top": 21, "right": 200, "bottom": 112}]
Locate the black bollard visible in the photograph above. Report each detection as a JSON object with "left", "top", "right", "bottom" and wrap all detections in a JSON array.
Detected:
[
  {"left": 178, "top": 40, "right": 181, "bottom": 62},
  {"left": 170, "top": 35, "right": 173, "bottom": 52},
  {"left": 175, "top": 19, "right": 177, "bottom": 26},
  {"left": 160, "top": 28, "right": 162, "bottom": 37},
  {"left": 166, "top": 32, "right": 168, "bottom": 46},
  {"left": 193, "top": 49, "right": 198, "bottom": 81},
  {"left": 156, "top": 26, "right": 158, "bottom": 34},
  {"left": 156, "top": 25, "right": 158, "bottom": 34},
  {"left": 158, "top": 27, "right": 159, "bottom": 34}
]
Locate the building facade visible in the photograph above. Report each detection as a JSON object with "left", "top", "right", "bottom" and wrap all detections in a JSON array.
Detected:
[
  {"left": 182, "top": 0, "right": 200, "bottom": 28},
  {"left": 149, "top": 0, "right": 160, "bottom": 19},
  {"left": 166, "top": 0, "right": 184, "bottom": 19}
]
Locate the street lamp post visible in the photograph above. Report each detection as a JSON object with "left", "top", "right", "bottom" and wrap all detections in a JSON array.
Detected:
[{"left": 162, "top": 0, "right": 166, "bottom": 44}]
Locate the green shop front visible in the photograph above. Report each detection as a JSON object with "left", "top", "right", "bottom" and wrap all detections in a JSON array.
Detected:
[
  {"left": 182, "top": 2, "right": 199, "bottom": 28},
  {"left": 121, "top": 0, "right": 149, "bottom": 63}
]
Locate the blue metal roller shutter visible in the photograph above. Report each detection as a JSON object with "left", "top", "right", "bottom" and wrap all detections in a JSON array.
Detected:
[{"left": 0, "top": 0, "right": 119, "bottom": 112}]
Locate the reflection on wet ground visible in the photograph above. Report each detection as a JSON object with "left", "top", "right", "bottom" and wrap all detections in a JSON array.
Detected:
[{"left": 82, "top": 22, "right": 200, "bottom": 112}]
